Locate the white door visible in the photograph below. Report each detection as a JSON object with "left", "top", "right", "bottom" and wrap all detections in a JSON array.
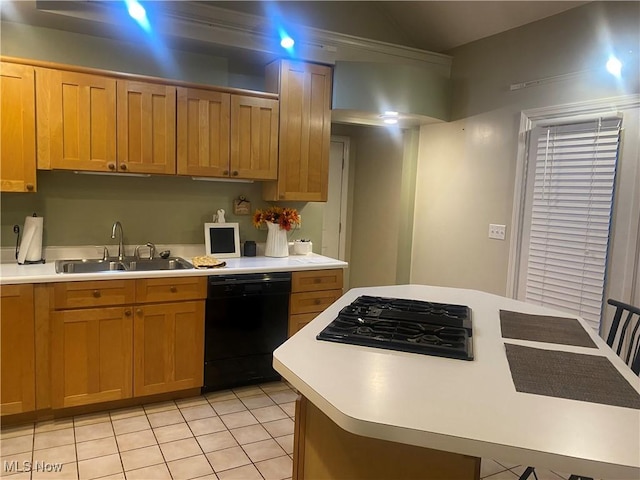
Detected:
[{"left": 322, "top": 137, "right": 349, "bottom": 260}]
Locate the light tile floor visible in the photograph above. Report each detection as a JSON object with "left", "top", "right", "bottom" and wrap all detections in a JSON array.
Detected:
[
  {"left": 0, "top": 381, "right": 579, "bottom": 480},
  {"left": 1, "top": 382, "right": 295, "bottom": 480}
]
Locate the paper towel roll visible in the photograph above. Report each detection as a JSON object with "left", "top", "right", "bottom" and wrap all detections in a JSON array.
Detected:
[{"left": 17, "top": 216, "right": 43, "bottom": 264}]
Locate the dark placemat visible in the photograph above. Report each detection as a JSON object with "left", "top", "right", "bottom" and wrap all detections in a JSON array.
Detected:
[
  {"left": 500, "top": 310, "right": 596, "bottom": 348},
  {"left": 505, "top": 343, "right": 640, "bottom": 409}
]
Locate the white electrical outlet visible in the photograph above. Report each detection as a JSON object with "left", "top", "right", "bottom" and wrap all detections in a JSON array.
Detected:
[{"left": 489, "top": 224, "right": 506, "bottom": 240}]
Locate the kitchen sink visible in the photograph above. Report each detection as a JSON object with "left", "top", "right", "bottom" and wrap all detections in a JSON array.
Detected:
[
  {"left": 55, "top": 257, "right": 194, "bottom": 273},
  {"left": 127, "top": 257, "right": 193, "bottom": 271},
  {"left": 55, "top": 259, "right": 127, "bottom": 274}
]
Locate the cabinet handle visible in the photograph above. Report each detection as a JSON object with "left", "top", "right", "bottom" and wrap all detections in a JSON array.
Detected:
[
  {"left": 136, "top": 308, "right": 143, "bottom": 316},
  {"left": 124, "top": 309, "right": 132, "bottom": 316},
  {"left": 120, "top": 163, "right": 128, "bottom": 171},
  {"left": 170, "top": 286, "right": 177, "bottom": 293},
  {"left": 232, "top": 171, "right": 239, "bottom": 176},
  {"left": 314, "top": 298, "right": 322, "bottom": 305},
  {"left": 25, "top": 183, "right": 34, "bottom": 191},
  {"left": 92, "top": 290, "right": 101, "bottom": 298},
  {"left": 223, "top": 170, "right": 229, "bottom": 175},
  {"left": 108, "top": 163, "right": 116, "bottom": 170}
]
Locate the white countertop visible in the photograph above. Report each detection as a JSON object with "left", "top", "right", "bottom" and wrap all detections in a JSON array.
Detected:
[
  {"left": 0, "top": 254, "right": 347, "bottom": 284},
  {"left": 273, "top": 285, "right": 640, "bottom": 479}
]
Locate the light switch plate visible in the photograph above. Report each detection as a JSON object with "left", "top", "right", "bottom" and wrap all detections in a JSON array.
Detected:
[{"left": 489, "top": 224, "right": 506, "bottom": 240}]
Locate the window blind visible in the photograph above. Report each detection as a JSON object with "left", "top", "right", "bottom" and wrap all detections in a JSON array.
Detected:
[{"left": 524, "top": 118, "right": 621, "bottom": 331}]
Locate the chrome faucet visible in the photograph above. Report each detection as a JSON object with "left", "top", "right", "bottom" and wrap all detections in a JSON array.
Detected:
[
  {"left": 135, "top": 242, "right": 156, "bottom": 260},
  {"left": 111, "top": 221, "right": 125, "bottom": 261}
]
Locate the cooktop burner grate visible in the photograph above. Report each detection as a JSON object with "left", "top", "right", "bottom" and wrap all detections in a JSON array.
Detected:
[{"left": 316, "top": 295, "right": 474, "bottom": 360}]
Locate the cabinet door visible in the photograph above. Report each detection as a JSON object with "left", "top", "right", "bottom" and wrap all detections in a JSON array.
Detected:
[
  {"left": 118, "top": 81, "right": 176, "bottom": 175},
  {"left": 263, "top": 60, "right": 332, "bottom": 201},
  {"left": 176, "top": 87, "right": 230, "bottom": 177},
  {"left": 1, "top": 285, "right": 36, "bottom": 415},
  {"left": 133, "top": 301, "right": 205, "bottom": 396},
  {"left": 51, "top": 307, "right": 133, "bottom": 408},
  {"left": 0, "top": 62, "right": 36, "bottom": 193},
  {"left": 230, "top": 95, "right": 279, "bottom": 180},
  {"left": 36, "top": 68, "right": 117, "bottom": 172}
]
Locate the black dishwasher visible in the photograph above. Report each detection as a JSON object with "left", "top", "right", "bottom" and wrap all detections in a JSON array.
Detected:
[{"left": 203, "top": 272, "right": 291, "bottom": 392}]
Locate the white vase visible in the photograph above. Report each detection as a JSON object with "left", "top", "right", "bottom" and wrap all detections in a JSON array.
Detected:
[{"left": 265, "top": 222, "right": 289, "bottom": 257}]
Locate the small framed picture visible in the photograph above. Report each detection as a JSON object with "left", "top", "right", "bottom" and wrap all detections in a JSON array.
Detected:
[{"left": 204, "top": 223, "right": 241, "bottom": 258}]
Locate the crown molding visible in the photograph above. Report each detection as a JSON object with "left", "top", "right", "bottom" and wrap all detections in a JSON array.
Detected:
[{"left": 29, "top": 1, "right": 451, "bottom": 73}]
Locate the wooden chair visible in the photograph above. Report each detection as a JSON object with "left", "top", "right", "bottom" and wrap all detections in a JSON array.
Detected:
[
  {"left": 605, "top": 299, "right": 640, "bottom": 375},
  {"left": 519, "top": 299, "right": 640, "bottom": 480}
]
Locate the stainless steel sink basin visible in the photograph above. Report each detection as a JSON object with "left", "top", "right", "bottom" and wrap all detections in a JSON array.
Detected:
[
  {"left": 55, "top": 256, "right": 194, "bottom": 273},
  {"left": 127, "top": 257, "right": 193, "bottom": 271},
  {"left": 55, "top": 259, "right": 127, "bottom": 274}
]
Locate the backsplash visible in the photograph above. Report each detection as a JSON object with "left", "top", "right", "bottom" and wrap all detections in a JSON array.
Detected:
[{"left": 0, "top": 171, "right": 323, "bottom": 253}]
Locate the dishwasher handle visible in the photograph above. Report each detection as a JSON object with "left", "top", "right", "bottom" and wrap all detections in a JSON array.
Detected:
[{"left": 207, "top": 272, "right": 292, "bottom": 297}]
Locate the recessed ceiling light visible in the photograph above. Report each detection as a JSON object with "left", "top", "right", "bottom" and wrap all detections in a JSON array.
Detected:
[
  {"left": 606, "top": 55, "right": 622, "bottom": 78},
  {"left": 383, "top": 118, "right": 398, "bottom": 125},
  {"left": 280, "top": 36, "right": 295, "bottom": 49}
]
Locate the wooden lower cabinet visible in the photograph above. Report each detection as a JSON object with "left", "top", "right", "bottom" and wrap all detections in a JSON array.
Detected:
[
  {"left": 133, "top": 301, "right": 205, "bottom": 396},
  {"left": 51, "top": 306, "right": 133, "bottom": 408},
  {"left": 288, "top": 269, "right": 344, "bottom": 337},
  {"left": 1, "top": 285, "right": 36, "bottom": 415},
  {"left": 294, "top": 396, "right": 480, "bottom": 480}
]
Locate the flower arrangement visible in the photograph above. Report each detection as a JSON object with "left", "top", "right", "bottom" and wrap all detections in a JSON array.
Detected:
[{"left": 253, "top": 206, "right": 301, "bottom": 231}]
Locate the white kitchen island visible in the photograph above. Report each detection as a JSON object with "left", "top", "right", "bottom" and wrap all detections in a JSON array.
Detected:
[{"left": 273, "top": 285, "right": 640, "bottom": 480}]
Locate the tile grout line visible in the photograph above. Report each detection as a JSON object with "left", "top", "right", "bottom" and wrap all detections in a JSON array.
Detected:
[{"left": 8, "top": 383, "right": 296, "bottom": 480}]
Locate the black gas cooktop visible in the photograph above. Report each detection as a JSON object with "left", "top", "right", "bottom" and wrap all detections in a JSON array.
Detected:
[{"left": 316, "top": 295, "right": 474, "bottom": 360}]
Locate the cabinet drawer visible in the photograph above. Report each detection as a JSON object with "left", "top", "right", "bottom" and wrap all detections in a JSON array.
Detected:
[
  {"left": 53, "top": 280, "right": 135, "bottom": 309},
  {"left": 290, "top": 289, "right": 342, "bottom": 315},
  {"left": 135, "top": 277, "right": 206, "bottom": 303},
  {"left": 288, "top": 312, "right": 317, "bottom": 337},
  {"left": 292, "top": 269, "right": 343, "bottom": 293}
]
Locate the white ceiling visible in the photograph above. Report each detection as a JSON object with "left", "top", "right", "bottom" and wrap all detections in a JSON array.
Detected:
[
  {"left": 203, "top": 1, "right": 589, "bottom": 53},
  {"left": 5, "top": 1, "right": 589, "bottom": 55}
]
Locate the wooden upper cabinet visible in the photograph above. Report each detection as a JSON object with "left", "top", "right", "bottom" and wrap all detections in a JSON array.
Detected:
[
  {"left": 263, "top": 60, "right": 333, "bottom": 202},
  {"left": 36, "top": 67, "right": 117, "bottom": 172},
  {"left": 231, "top": 95, "right": 279, "bottom": 180},
  {"left": 117, "top": 80, "right": 176, "bottom": 174},
  {"left": 1, "top": 284, "right": 36, "bottom": 415},
  {"left": 1, "top": 62, "right": 37, "bottom": 192},
  {"left": 177, "top": 87, "right": 230, "bottom": 177},
  {"left": 117, "top": 81, "right": 176, "bottom": 175}
]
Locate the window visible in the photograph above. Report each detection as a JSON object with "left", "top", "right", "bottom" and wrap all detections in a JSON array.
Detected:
[
  {"left": 509, "top": 97, "right": 640, "bottom": 337},
  {"left": 516, "top": 118, "right": 621, "bottom": 331}
]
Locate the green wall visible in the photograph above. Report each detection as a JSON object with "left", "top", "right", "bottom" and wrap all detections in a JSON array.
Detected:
[{"left": 0, "top": 171, "right": 322, "bottom": 250}]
